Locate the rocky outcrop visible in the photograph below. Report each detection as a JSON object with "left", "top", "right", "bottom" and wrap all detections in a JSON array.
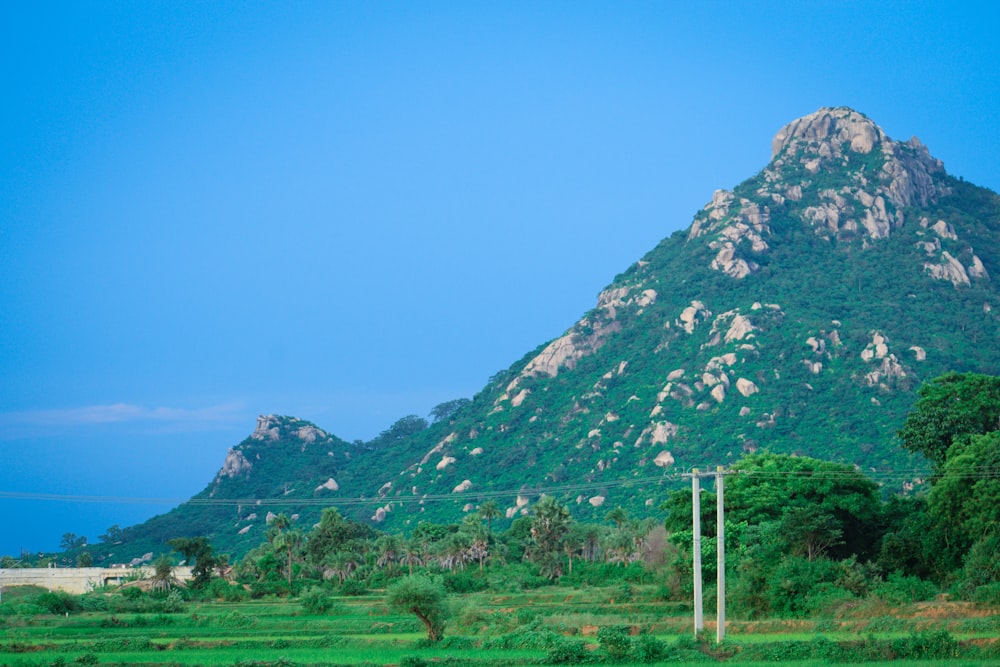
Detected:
[
  {"left": 218, "top": 448, "right": 252, "bottom": 479},
  {"left": 690, "top": 191, "right": 771, "bottom": 279},
  {"left": 251, "top": 415, "right": 281, "bottom": 441},
  {"left": 771, "top": 107, "right": 884, "bottom": 158},
  {"left": 315, "top": 478, "right": 339, "bottom": 492}
]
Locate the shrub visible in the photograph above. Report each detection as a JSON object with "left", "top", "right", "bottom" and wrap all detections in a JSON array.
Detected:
[
  {"left": 339, "top": 579, "right": 367, "bottom": 596},
  {"left": 300, "top": 586, "right": 336, "bottom": 615},
  {"left": 161, "top": 590, "right": 185, "bottom": 613},
  {"left": 218, "top": 611, "right": 258, "bottom": 628},
  {"left": 442, "top": 571, "right": 488, "bottom": 594},
  {"left": 547, "top": 637, "right": 590, "bottom": 664},
  {"left": 597, "top": 625, "right": 633, "bottom": 660},
  {"left": 36, "top": 591, "right": 81, "bottom": 615},
  {"left": 634, "top": 633, "right": 667, "bottom": 662},
  {"left": 873, "top": 572, "right": 938, "bottom": 605},
  {"left": 971, "top": 582, "right": 1000, "bottom": 605}
]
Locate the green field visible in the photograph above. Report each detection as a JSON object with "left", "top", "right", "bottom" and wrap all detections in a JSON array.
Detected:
[{"left": 2, "top": 583, "right": 999, "bottom": 666}]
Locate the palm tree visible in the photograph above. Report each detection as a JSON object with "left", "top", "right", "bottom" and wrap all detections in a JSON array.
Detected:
[
  {"left": 323, "top": 553, "right": 359, "bottom": 584},
  {"left": 528, "top": 496, "right": 572, "bottom": 579},
  {"left": 150, "top": 554, "right": 178, "bottom": 593},
  {"left": 477, "top": 499, "right": 501, "bottom": 537},
  {"left": 375, "top": 535, "right": 401, "bottom": 572},
  {"left": 273, "top": 528, "right": 303, "bottom": 587},
  {"left": 436, "top": 533, "right": 471, "bottom": 573},
  {"left": 266, "top": 512, "right": 293, "bottom": 546},
  {"left": 605, "top": 506, "right": 629, "bottom": 533},
  {"left": 399, "top": 539, "right": 424, "bottom": 576}
]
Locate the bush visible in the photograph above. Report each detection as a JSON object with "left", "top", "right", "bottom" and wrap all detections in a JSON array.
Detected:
[
  {"left": 971, "top": 582, "right": 1000, "bottom": 605},
  {"left": 874, "top": 572, "right": 938, "bottom": 605},
  {"left": 36, "top": 591, "right": 81, "bottom": 615},
  {"left": 339, "top": 579, "right": 367, "bottom": 596},
  {"left": 442, "top": 571, "right": 488, "bottom": 594},
  {"left": 300, "top": 586, "right": 336, "bottom": 615},
  {"left": 546, "top": 637, "right": 590, "bottom": 664},
  {"left": 634, "top": 633, "right": 667, "bottom": 662},
  {"left": 218, "top": 611, "right": 258, "bottom": 628},
  {"left": 597, "top": 625, "right": 633, "bottom": 660}
]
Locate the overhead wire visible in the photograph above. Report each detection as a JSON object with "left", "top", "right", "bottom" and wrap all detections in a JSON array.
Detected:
[{"left": 4, "top": 464, "right": 999, "bottom": 510}]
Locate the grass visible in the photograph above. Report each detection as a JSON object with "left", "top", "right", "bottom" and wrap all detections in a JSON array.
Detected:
[{"left": 2, "top": 583, "right": 999, "bottom": 666}]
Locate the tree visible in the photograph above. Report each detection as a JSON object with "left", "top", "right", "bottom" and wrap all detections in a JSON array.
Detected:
[
  {"left": 898, "top": 372, "right": 1000, "bottom": 468},
  {"left": 386, "top": 575, "right": 449, "bottom": 642},
  {"left": 273, "top": 528, "right": 303, "bottom": 588},
  {"left": 605, "top": 506, "right": 629, "bottom": 533},
  {"left": 323, "top": 552, "right": 360, "bottom": 584},
  {"left": 99, "top": 525, "right": 124, "bottom": 544},
  {"left": 477, "top": 499, "right": 501, "bottom": 537},
  {"left": 779, "top": 505, "right": 843, "bottom": 562},
  {"left": 928, "top": 431, "right": 1000, "bottom": 555},
  {"left": 399, "top": 539, "right": 425, "bottom": 576},
  {"left": 527, "top": 496, "right": 572, "bottom": 579},
  {"left": 368, "top": 415, "right": 429, "bottom": 449},
  {"left": 722, "top": 452, "right": 882, "bottom": 560},
  {"left": 306, "top": 507, "right": 375, "bottom": 565},
  {"left": 60, "top": 533, "right": 86, "bottom": 551},
  {"left": 429, "top": 398, "right": 471, "bottom": 423},
  {"left": 75, "top": 552, "right": 93, "bottom": 568},
  {"left": 375, "top": 534, "right": 402, "bottom": 572},
  {"left": 168, "top": 537, "right": 219, "bottom": 588},
  {"left": 150, "top": 554, "right": 178, "bottom": 593}
]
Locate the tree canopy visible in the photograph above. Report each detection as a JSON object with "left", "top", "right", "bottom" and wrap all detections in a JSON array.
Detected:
[{"left": 898, "top": 372, "right": 1000, "bottom": 467}]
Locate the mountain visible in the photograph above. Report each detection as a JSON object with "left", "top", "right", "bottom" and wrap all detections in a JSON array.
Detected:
[{"left": 100, "top": 107, "right": 1000, "bottom": 561}]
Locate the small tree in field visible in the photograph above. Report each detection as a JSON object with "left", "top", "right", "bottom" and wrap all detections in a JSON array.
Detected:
[{"left": 386, "top": 575, "right": 449, "bottom": 642}]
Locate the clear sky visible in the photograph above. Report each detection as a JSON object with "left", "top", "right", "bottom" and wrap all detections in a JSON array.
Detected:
[{"left": 2, "top": 1, "right": 998, "bottom": 557}]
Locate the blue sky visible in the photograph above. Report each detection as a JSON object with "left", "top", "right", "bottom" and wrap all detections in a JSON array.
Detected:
[{"left": 2, "top": 1, "right": 998, "bottom": 557}]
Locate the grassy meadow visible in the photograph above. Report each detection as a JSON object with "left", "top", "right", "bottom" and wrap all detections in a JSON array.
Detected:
[{"left": 2, "top": 582, "right": 999, "bottom": 667}]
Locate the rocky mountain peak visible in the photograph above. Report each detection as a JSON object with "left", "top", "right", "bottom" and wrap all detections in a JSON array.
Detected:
[
  {"left": 771, "top": 107, "right": 885, "bottom": 159},
  {"left": 688, "top": 108, "right": 957, "bottom": 280}
]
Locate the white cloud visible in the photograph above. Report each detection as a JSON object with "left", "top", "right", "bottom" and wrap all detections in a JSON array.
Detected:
[{"left": 2, "top": 402, "right": 246, "bottom": 435}]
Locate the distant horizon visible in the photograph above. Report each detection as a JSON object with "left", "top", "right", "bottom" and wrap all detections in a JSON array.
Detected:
[{"left": 3, "top": 1, "right": 998, "bottom": 555}]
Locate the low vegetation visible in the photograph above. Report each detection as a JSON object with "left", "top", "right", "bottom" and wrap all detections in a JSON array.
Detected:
[{"left": 4, "top": 373, "right": 1000, "bottom": 664}]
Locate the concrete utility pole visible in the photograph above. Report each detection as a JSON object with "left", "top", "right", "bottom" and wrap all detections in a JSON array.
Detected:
[
  {"left": 691, "top": 469, "right": 703, "bottom": 634},
  {"left": 684, "top": 467, "right": 726, "bottom": 640},
  {"left": 715, "top": 466, "right": 726, "bottom": 642}
]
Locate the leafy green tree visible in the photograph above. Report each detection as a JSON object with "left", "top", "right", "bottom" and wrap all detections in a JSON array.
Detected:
[
  {"left": 898, "top": 372, "right": 1000, "bottom": 468},
  {"left": 386, "top": 575, "right": 449, "bottom": 642},
  {"left": 323, "top": 552, "right": 360, "bottom": 584},
  {"left": 168, "top": 536, "right": 218, "bottom": 588},
  {"left": 368, "top": 415, "right": 429, "bottom": 449},
  {"left": 723, "top": 452, "right": 882, "bottom": 560},
  {"left": 929, "top": 431, "right": 1000, "bottom": 554},
  {"left": 429, "top": 399, "right": 471, "bottom": 423},
  {"left": 99, "top": 525, "right": 124, "bottom": 544},
  {"left": 60, "top": 533, "right": 86, "bottom": 550},
  {"left": 877, "top": 497, "right": 946, "bottom": 580},
  {"left": 527, "top": 496, "right": 572, "bottom": 579},
  {"left": 75, "top": 552, "right": 93, "bottom": 567},
  {"left": 305, "top": 507, "right": 375, "bottom": 565},
  {"left": 779, "top": 505, "right": 843, "bottom": 562}
]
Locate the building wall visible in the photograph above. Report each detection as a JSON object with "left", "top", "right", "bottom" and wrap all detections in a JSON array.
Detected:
[{"left": 0, "top": 566, "right": 194, "bottom": 595}]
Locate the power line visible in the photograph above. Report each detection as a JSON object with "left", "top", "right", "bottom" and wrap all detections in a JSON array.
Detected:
[{"left": 4, "top": 464, "right": 994, "bottom": 510}]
